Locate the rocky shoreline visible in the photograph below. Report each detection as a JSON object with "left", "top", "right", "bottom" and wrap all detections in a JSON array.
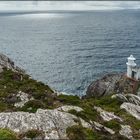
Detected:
[{"left": 0, "top": 53, "right": 140, "bottom": 140}]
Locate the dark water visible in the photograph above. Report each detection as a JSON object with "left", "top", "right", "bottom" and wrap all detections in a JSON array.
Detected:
[{"left": 0, "top": 10, "right": 140, "bottom": 96}]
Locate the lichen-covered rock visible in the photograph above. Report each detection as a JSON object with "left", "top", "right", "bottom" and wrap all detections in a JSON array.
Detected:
[
  {"left": 86, "top": 73, "right": 122, "bottom": 98},
  {"left": 119, "top": 125, "right": 133, "bottom": 140},
  {"left": 93, "top": 121, "right": 115, "bottom": 135},
  {"left": 55, "top": 105, "right": 83, "bottom": 112},
  {"left": 14, "top": 91, "right": 34, "bottom": 108},
  {"left": 120, "top": 102, "right": 140, "bottom": 120},
  {"left": 0, "top": 108, "right": 91, "bottom": 139},
  {"left": 112, "top": 94, "right": 140, "bottom": 106},
  {"left": 94, "top": 106, "right": 123, "bottom": 122}
]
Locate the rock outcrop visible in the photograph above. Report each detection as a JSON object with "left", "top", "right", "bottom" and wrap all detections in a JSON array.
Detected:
[
  {"left": 86, "top": 73, "right": 139, "bottom": 98},
  {"left": 120, "top": 102, "right": 140, "bottom": 120},
  {"left": 86, "top": 73, "right": 122, "bottom": 98},
  {"left": 0, "top": 53, "right": 25, "bottom": 73},
  {"left": 0, "top": 107, "right": 90, "bottom": 139}
]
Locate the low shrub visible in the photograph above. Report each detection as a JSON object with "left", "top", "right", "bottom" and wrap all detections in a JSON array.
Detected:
[
  {"left": 25, "top": 129, "right": 44, "bottom": 139},
  {"left": 66, "top": 125, "right": 95, "bottom": 140},
  {"left": 21, "top": 100, "right": 45, "bottom": 113}
]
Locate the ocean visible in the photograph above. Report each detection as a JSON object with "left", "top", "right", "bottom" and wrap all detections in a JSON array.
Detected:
[{"left": 0, "top": 10, "right": 140, "bottom": 96}]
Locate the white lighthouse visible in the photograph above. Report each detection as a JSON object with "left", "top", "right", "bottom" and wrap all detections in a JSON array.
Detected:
[{"left": 126, "top": 55, "right": 140, "bottom": 80}]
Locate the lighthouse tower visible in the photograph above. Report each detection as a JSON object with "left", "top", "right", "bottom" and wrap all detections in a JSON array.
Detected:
[{"left": 126, "top": 55, "right": 137, "bottom": 78}]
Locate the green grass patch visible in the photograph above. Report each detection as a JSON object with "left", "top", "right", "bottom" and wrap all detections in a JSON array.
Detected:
[
  {"left": 57, "top": 95, "right": 81, "bottom": 105},
  {"left": 0, "top": 128, "right": 18, "bottom": 140},
  {"left": 66, "top": 125, "right": 95, "bottom": 140},
  {"left": 103, "top": 120, "right": 121, "bottom": 132}
]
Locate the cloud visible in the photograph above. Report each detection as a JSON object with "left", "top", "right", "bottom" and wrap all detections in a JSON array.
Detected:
[{"left": 0, "top": 1, "right": 140, "bottom": 11}]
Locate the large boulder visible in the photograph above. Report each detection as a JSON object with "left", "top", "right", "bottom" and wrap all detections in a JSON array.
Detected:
[
  {"left": 86, "top": 73, "right": 122, "bottom": 98},
  {"left": 86, "top": 73, "right": 139, "bottom": 98}
]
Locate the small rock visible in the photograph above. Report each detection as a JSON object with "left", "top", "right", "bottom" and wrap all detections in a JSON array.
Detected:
[
  {"left": 14, "top": 91, "right": 34, "bottom": 108},
  {"left": 119, "top": 125, "right": 133, "bottom": 140},
  {"left": 113, "top": 94, "right": 140, "bottom": 106},
  {"left": 120, "top": 102, "right": 140, "bottom": 120},
  {"left": 55, "top": 105, "right": 83, "bottom": 112},
  {"left": 94, "top": 106, "right": 123, "bottom": 122},
  {"left": 93, "top": 121, "right": 115, "bottom": 135}
]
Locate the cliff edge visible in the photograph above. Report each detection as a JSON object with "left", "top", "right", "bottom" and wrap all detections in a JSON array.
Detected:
[{"left": 0, "top": 53, "right": 140, "bottom": 140}]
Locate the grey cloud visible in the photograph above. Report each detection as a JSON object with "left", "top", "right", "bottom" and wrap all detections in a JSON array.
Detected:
[{"left": 0, "top": 1, "right": 140, "bottom": 11}]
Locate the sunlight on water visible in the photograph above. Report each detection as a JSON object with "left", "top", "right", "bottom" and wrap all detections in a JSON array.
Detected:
[{"left": 15, "top": 13, "right": 66, "bottom": 19}]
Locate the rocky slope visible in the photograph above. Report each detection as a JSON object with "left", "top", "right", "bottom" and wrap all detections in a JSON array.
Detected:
[{"left": 0, "top": 53, "right": 140, "bottom": 140}]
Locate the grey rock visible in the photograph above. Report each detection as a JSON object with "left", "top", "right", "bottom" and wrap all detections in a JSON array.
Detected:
[
  {"left": 14, "top": 91, "right": 34, "bottom": 108},
  {"left": 94, "top": 106, "right": 123, "bottom": 122},
  {"left": 119, "top": 125, "right": 133, "bottom": 140},
  {"left": 0, "top": 108, "right": 91, "bottom": 139},
  {"left": 112, "top": 94, "right": 140, "bottom": 106},
  {"left": 55, "top": 105, "right": 83, "bottom": 112},
  {"left": 120, "top": 102, "right": 140, "bottom": 120},
  {"left": 93, "top": 121, "right": 115, "bottom": 135},
  {"left": 86, "top": 73, "right": 122, "bottom": 98},
  {"left": 0, "top": 53, "right": 25, "bottom": 73}
]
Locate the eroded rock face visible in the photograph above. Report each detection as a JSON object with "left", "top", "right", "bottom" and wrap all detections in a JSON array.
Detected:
[
  {"left": 94, "top": 106, "right": 123, "bottom": 122},
  {"left": 119, "top": 125, "right": 133, "bottom": 140},
  {"left": 0, "top": 53, "right": 25, "bottom": 73},
  {"left": 120, "top": 102, "right": 140, "bottom": 120},
  {"left": 0, "top": 107, "right": 91, "bottom": 139},
  {"left": 112, "top": 94, "right": 140, "bottom": 106},
  {"left": 86, "top": 73, "right": 122, "bottom": 98}
]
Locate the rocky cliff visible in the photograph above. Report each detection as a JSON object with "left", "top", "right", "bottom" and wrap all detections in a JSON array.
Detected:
[{"left": 0, "top": 54, "right": 140, "bottom": 140}]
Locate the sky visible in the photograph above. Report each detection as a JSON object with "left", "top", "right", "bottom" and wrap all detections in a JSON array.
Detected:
[{"left": 0, "top": 1, "right": 140, "bottom": 11}]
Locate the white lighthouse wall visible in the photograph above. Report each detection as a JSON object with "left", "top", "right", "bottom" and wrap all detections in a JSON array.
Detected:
[{"left": 127, "top": 65, "right": 132, "bottom": 77}]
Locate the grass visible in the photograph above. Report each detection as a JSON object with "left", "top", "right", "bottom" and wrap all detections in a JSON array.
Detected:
[
  {"left": 103, "top": 120, "right": 121, "bottom": 132},
  {"left": 0, "top": 128, "right": 18, "bottom": 140},
  {"left": 57, "top": 94, "right": 81, "bottom": 105},
  {"left": 66, "top": 125, "right": 95, "bottom": 140},
  {"left": 0, "top": 69, "right": 59, "bottom": 112}
]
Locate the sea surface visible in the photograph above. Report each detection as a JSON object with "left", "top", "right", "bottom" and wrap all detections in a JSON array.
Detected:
[{"left": 0, "top": 10, "right": 140, "bottom": 96}]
